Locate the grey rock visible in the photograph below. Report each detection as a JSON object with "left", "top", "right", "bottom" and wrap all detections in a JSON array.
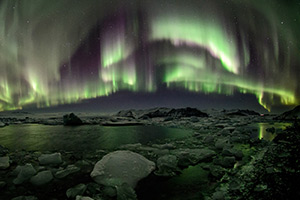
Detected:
[
  {"left": 66, "top": 184, "right": 87, "bottom": 198},
  {"left": 75, "top": 160, "right": 91, "bottom": 167},
  {"left": 75, "top": 196, "right": 94, "bottom": 200},
  {"left": 215, "top": 139, "right": 231, "bottom": 150},
  {"left": 223, "top": 127, "right": 236, "bottom": 132},
  {"left": 13, "top": 164, "right": 37, "bottom": 185},
  {"left": 30, "top": 170, "right": 53, "bottom": 186},
  {"left": 266, "top": 167, "right": 275, "bottom": 174},
  {"left": 120, "top": 143, "right": 142, "bottom": 150},
  {"left": 174, "top": 148, "right": 216, "bottom": 166},
  {"left": 222, "top": 148, "right": 243, "bottom": 159},
  {"left": 209, "top": 165, "right": 225, "bottom": 179},
  {"left": 38, "top": 153, "right": 62, "bottom": 165},
  {"left": 0, "top": 156, "right": 10, "bottom": 169},
  {"left": 115, "top": 183, "right": 137, "bottom": 200},
  {"left": 215, "top": 124, "right": 228, "bottom": 128},
  {"left": 11, "top": 196, "right": 38, "bottom": 200},
  {"left": 212, "top": 191, "right": 225, "bottom": 200},
  {"left": 229, "top": 180, "right": 240, "bottom": 191},
  {"left": 55, "top": 165, "right": 80, "bottom": 179},
  {"left": 221, "top": 156, "right": 236, "bottom": 168},
  {"left": 155, "top": 155, "right": 178, "bottom": 176},
  {"left": 103, "top": 186, "right": 117, "bottom": 197},
  {"left": 153, "top": 143, "right": 175, "bottom": 150},
  {"left": 203, "top": 135, "right": 215, "bottom": 144},
  {"left": 0, "top": 181, "right": 6, "bottom": 188},
  {"left": 254, "top": 184, "right": 267, "bottom": 192},
  {"left": 91, "top": 150, "right": 155, "bottom": 188},
  {"left": 0, "top": 122, "right": 5, "bottom": 127},
  {"left": 190, "top": 117, "right": 199, "bottom": 123},
  {"left": 0, "top": 145, "right": 9, "bottom": 156}
]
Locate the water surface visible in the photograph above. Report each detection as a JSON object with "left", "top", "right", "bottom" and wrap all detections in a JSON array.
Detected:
[
  {"left": 251, "top": 122, "right": 291, "bottom": 141},
  {"left": 0, "top": 124, "right": 192, "bottom": 151}
]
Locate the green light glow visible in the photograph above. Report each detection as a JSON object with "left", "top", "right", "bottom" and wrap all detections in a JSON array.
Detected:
[
  {"left": 0, "top": 0, "right": 299, "bottom": 112},
  {"left": 164, "top": 63, "right": 297, "bottom": 111},
  {"left": 150, "top": 16, "right": 241, "bottom": 74}
]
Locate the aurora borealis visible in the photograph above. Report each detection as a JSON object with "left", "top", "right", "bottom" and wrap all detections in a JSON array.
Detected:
[{"left": 0, "top": 0, "right": 299, "bottom": 111}]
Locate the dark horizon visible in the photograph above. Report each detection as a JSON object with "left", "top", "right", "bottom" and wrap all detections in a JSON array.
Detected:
[{"left": 1, "top": 89, "right": 296, "bottom": 115}]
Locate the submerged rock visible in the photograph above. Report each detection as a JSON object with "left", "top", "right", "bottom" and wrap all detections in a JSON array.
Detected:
[
  {"left": 30, "top": 170, "right": 53, "bottom": 186},
  {"left": 38, "top": 153, "right": 62, "bottom": 165},
  {"left": 90, "top": 150, "right": 155, "bottom": 188},
  {"left": 63, "top": 113, "right": 83, "bottom": 126},
  {"left": 0, "top": 156, "right": 10, "bottom": 169},
  {"left": 13, "top": 164, "right": 37, "bottom": 185}
]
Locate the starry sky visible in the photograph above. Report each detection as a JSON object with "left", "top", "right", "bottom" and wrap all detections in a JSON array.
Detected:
[{"left": 0, "top": 0, "right": 299, "bottom": 112}]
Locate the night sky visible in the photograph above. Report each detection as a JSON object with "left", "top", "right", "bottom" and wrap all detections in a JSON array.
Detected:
[{"left": 0, "top": 0, "right": 299, "bottom": 112}]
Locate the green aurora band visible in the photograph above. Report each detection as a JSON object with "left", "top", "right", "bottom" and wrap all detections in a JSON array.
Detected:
[{"left": 0, "top": 0, "right": 299, "bottom": 111}]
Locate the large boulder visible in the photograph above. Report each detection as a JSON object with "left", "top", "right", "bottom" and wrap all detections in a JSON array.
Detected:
[
  {"left": 63, "top": 113, "right": 83, "bottom": 126},
  {"left": 90, "top": 150, "right": 155, "bottom": 188}
]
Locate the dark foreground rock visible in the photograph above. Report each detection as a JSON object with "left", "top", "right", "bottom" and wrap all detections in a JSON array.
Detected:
[{"left": 217, "top": 122, "right": 300, "bottom": 200}]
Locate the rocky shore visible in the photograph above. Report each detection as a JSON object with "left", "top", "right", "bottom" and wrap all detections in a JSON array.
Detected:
[{"left": 0, "top": 107, "right": 299, "bottom": 200}]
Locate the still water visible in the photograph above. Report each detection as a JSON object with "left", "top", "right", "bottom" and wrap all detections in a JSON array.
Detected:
[
  {"left": 251, "top": 122, "right": 291, "bottom": 141},
  {"left": 0, "top": 124, "right": 192, "bottom": 151}
]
